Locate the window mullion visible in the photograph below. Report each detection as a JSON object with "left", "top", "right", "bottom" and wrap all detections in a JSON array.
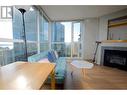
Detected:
[
  {"left": 48, "top": 22, "right": 51, "bottom": 50},
  {"left": 37, "top": 11, "right": 40, "bottom": 54},
  {"left": 71, "top": 22, "right": 74, "bottom": 58}
]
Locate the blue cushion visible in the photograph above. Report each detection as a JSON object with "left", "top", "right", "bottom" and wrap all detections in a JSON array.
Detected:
[
  {"left": 51, "top": 51, "right": 57, "bottom": 61},
  {"left": 47, "top": 52, "right": 54, "bottom": 62}
]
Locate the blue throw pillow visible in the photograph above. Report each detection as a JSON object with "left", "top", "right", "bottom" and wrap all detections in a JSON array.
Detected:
[
  {"left": 47, "top": 52, "right": 54, "bottom": 62},
  {"left": 51, "top": 51, "right": 57, "bottom": 61}
]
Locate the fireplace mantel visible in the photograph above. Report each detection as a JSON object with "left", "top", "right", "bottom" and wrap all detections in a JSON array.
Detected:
[
  {"left": 102, "top": 40, "right": 127, "bottom": 43},
  {"left": 100, "top": 40, "right": 127, "bottom": 47}
]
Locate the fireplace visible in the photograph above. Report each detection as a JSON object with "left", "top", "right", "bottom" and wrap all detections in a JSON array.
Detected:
[{"left": 101, "top": 47, "right": 127, "bottom": 71}]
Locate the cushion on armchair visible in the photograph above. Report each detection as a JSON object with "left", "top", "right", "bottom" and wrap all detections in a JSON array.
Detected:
[
  {"left": 51, "top": 50, "right": 57, "bottom": 61},
  {"left": 48, "top": 50, "right": 58, "bottom": 62},
  {"left": 47, "top": 52, "right": 55, "bottom": 62}
]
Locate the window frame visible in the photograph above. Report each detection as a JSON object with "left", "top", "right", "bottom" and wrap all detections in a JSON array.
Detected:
[{"left": 51, "top": 21, "right": 83, "bottom": 59}]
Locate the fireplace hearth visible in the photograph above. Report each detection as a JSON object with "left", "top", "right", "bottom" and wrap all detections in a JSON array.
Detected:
[{"left": 101, "top": 47, "right": 127, "bottom": 71}]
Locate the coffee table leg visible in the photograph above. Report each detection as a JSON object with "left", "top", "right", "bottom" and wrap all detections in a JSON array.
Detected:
[
  {"left": 71, "top": 71, "right": 73, "bottom": 76},
  {"left": 82, "top": 68, "right": 86, "bottom": 80},
  {"left": 51, "top": 69, "right": 55, "bottom": 89},
  {"left": 71, "top": 64, "right": 74, "bottom": 77}
]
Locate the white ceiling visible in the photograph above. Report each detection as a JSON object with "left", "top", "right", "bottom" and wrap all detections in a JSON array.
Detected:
[{"left": 41, "top": 5, "right": 127, "bottom": 21}]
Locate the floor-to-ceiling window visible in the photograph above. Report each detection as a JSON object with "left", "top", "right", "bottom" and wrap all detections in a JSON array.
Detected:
[
  {"left": 51, "top": 21, "right": 82, "bottom": 58},
  {"left": 13, "top": 6, "right": 38, "bottom": 61},
  {"left": 40, "top": 15, "right": 49, "bottom": 52},
  {"left": 0, "top": 6, "right": 50, "bottom": 66},
  {"left": 0, "top": 6, "right": 82, "bottom": 66}
]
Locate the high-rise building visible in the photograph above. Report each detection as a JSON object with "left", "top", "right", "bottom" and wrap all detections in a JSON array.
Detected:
[
  {"left": 52, "top": 22, "right": 64, "bottom": 42},
  {"left": 52, "top": 22, "right": 65, "bottom": 56},
  {"left": 0, "top": 47, "right": 14, "bottom": 66},
  {"left": 12, "top": 7, "right": 38, "bottom": 61}
]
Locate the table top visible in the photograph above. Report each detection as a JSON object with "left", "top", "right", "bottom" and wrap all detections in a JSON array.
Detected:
[
  {"left": 0, "top": 62, "right": 55, "bottom": 90},
  {"left": 71, "top": 60, "right": 94, "bottom": 69}
]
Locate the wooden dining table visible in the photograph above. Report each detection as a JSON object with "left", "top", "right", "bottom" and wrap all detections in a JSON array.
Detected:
[{"left": 0, "top": 62, "right": 56, "bottom": 90}]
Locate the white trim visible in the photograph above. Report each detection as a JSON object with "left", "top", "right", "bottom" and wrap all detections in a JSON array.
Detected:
[{"left": 80, "top": 20, "right": 85, "bottom": 59}]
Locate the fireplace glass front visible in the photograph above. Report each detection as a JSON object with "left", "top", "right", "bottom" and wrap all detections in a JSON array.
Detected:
[{"left": 103, "top": 49, "right": 127, "bottom": 71}]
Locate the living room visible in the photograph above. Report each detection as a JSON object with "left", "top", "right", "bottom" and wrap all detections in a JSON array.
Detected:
[{"left": 0, "top": 5, "right": 127, "bottom": 90}]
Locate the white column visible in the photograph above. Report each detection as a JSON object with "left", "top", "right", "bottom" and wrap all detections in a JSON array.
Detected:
[{"left": 81, "top": 20, "right": 85, "bottom": 59}]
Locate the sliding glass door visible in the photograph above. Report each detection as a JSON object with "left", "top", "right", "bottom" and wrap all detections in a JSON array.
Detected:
[{"left": 51, "top": 21, "right": 82, "bottom": 58}]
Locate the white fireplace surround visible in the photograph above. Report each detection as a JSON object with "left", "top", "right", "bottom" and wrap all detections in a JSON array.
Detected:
[{"left": 97, "top": 42, "right": 127, "bottom": 65}]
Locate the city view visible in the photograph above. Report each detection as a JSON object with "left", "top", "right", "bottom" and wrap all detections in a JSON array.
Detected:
[{"left": 0, "top": 6, "right": 82, "bottom": 66}]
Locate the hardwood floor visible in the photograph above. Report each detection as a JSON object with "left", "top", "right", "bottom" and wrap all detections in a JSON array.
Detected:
[{"left": 41, "top": 62, "right": 127, "bottom": 90}]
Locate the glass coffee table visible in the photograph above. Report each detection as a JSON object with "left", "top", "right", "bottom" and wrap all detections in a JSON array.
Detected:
[{"left": 71, "top": 60, "right": 94, "bottom": 79}]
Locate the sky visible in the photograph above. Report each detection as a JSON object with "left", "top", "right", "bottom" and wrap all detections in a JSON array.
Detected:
[
  {"left": 0, "top": 20, "right": 13, "bottom": 39},
  {"left": 61, "top": 22, "right": 72, "bottom": 42},
  {"left": 0, "top": 20, "right": 13, "bottom": 49},
  {"left": 61, "top": 22, "right": 80, "bottom": 43}
]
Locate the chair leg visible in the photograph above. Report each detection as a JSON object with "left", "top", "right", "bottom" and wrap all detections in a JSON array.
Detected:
[
  {"left": 50, "top": 69, "right": 56, "bottom": 89},
  {"left": 71, "top": 64, "right": 74, "bottom": 78}
]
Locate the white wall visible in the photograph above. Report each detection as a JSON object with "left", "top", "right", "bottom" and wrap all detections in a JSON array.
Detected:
[
  {"left": 83, "top": 18, "right": 99, "bottom": 60},
  {"left": 82, "top": 8, "right": 127, "bottom": 63},
  {"left": 97, "top": 8, "right": 127, "bottom": 65},
  {"left": 99, "top": 8, "right": 127, "bottom": 41}
]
